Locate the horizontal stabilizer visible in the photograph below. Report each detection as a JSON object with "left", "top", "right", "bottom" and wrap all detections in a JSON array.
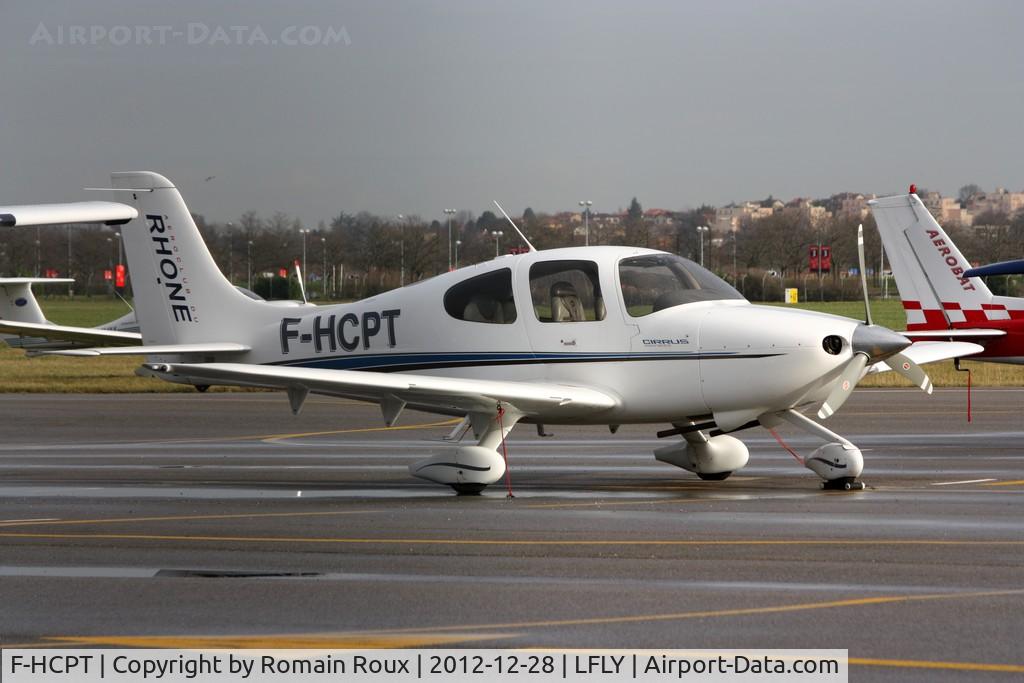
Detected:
[
  {"left": 0, "top": 320, "right": 141, "bottom": 347},
  {"left": 39, "top": 342, "right": 251, "bottom": 357},
  {"left": 0, "top": 201, "right": 137, "bottom": 227},
  {"left": 964, "top": 259, "right": 1024, "bottom": 278},
  {"left": 144, "top": 362, "right": 619, "bottom": 418},
  {"left": 0, "top": 277, "right": 75, "bottom": 286}
]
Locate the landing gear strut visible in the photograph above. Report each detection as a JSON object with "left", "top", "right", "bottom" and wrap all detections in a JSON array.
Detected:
[
  {"left": 409, "top": 405, "right": 522, "bottom": 494},
  {"left": 765, "top": 410, "right": 865, "bottom": 490}
]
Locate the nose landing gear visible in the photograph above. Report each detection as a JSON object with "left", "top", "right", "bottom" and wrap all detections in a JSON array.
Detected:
[{"left": 764, "top": 409, "right": 866, "bottom": 491}]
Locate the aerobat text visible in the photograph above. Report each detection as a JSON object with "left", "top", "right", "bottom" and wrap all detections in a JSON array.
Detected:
[
  {"left": 927, "top": 229, "right": 976, "bottom": 291},
  {"left": 280, "top": 310, "right": 400, "bottom": 354}
]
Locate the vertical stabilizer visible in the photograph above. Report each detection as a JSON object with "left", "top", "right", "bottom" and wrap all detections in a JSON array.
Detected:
[
  {"left": 870, "top": 194, "right": 996, "bottom": 330},
  {"left": 111, "top": 172, "right": 259, "bottom": 345},
  {"left": 0, "top": 279, "right": 52, "bottom": 325}
]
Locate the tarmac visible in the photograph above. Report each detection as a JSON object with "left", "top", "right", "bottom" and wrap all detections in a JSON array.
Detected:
[{"left": 0, "top": 388, "right": 1022, "bottom": 681}]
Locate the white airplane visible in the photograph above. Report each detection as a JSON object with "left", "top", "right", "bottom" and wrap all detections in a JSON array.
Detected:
[
  {"left": 0, "top": 203, "right": 142, "bottom": 350},
  {"left": 0, "top": 276, "right": 303, "bottom": 352},
  {"left": 0, "top": 206, "right": 310, "bottom": 351},
  {"left": 871, "top": 190, "right": 1024, "bottom": 364},
  {"left": 0, "top": 173, "right": 980, "bottom": 493}
]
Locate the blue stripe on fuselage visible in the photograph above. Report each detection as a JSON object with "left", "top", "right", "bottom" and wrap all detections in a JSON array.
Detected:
[{"left": 269, "top": 350, "right": 778, "bottom": 373}]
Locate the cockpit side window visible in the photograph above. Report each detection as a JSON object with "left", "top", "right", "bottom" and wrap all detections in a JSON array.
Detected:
[
  {"left": 443, "top": 268, "right": 517, "bottom": 324},
  {"left": 529, "top": 260, "right": 605, "bottom": 322},
  {"left": 619, "top": 254, "right": 743, "bottom": 317}
]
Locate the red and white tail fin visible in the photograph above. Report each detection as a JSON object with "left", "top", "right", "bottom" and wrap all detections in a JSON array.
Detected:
[{"left": 869, "top": 193, "right": 1009, "bottom": 330}]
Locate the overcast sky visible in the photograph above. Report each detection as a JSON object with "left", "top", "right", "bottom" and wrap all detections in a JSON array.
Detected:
[{"left": 1, "top": 1, "right": 1022, "bottom": 226}]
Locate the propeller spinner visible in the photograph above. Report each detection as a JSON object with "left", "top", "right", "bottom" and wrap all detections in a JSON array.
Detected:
[{"left": 818, "top": 225, "right": 932, "bottom": 419}]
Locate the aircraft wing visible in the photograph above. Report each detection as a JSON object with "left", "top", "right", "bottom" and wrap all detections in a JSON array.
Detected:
[
  {"left": 40, "top": 342, "right": 251, "bottom": 357},
  {"left": 0, "top": 201, "right": 137, "bottom": 227},
  {"left": 0, "top": 320, "right": 142, "bottom": 348},
  {"left": 964, "top": 259, "right": 1024, "bottom": 278},
  {"left": 143, "top": 362, "right": 620, "bottom": 418},
  {"left": 866, "top": 341, "right": 984, "bottom": 375}
]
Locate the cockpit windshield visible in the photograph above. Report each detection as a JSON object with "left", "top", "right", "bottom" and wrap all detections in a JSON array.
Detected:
[{"left": 619, "top": 254, "right": 744, "bottom": 316}]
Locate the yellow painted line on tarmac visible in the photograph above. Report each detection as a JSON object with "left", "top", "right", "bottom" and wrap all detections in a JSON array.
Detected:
[
  {"left": 983, "top": 479, "right": 1024, "bottom": 487},
  {"left": 164, "top": 588, "right": 1024, "bottom": 637},
  {"left": 0, "top": 509, "right": 373, "bottom": 529},
  {"left": 46, "top": 632, "right": 513, "bottom": 649},
  {"left": 260, "top": 419, "right": 461, "bottom": 443},
  {"left": 130, "top": 418, "right": 460, "bottom": 446},
  {"left": 850, "top": 656, "right": 1024, "bottom": 674},
  {"left": 524, "top": 498, "right": 713, "bottom": 510},
  {"left": 3, "top": 533, "right": 1024, "bottom": 548}
]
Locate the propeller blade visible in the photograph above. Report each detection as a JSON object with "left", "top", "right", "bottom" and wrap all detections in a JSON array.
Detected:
[
  {"left": 818, "top": 353, "right": 868, "bottom": 419},
  {"left": 884, "top": 352, "right": 933, "bottom": 394},
  {"left": 857, "top": 224, "right": 873, "bottom": 326}
]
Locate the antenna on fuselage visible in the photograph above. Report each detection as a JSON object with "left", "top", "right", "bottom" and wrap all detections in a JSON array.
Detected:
[
  {"left": 492, "top": 200, "right": 536, "bottom": 253},
  {"left": 293, "top": 260, "right": 309, "bottom": 304}
]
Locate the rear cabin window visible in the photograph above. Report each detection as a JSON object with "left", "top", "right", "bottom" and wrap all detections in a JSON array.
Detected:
[
  {"left": 529, "top": 260, "right": 605, "bottom": 322},
  {"left": 619, "top": 254, "right": 743, "bottom": 317},
  {"left": 443, "top": 268, "right": 517, "bottom": 324}
]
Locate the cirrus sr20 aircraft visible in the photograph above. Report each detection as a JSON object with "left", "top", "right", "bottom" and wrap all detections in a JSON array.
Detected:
[{"left": 0, "top": 173, "right": 981, "bottom": 493}]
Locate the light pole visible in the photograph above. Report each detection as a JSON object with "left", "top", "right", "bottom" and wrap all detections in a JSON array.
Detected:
[
  {"left": 696, "top": 225, "right": 710, "bottom": 267},
  {"left": 247, "top": 240, "right": 254, "bottom": 290},
  {"left": 397, "top": 214, "right": 406, "bottom": 287},
  {"left": 578, "top": 200, "right": 592, "bottom": 246},
  {"left": 115, "top": 232, "right": 122, "bottom": 270},
  {"left": 455, "top": 239, "right": 462, "bottom": 269},
  {"left": 298, "top": 228, "right": 311, "bottom": 288},
  {"left": 105, "top": 237, "right": 113, "bottom": 295},
  {"left": 66, "top": 225, "right": 72, "bottom": 296},
  {"left": 227, "top": 222, "right": 234, "bottom": 285},
  {"left": 731, "top": 231, "right": 738, "bottom": 285},
  {"left": 444, "top": 208, "right": 456, "bottom": 271},
  {"left": 491, "top": 230, "right": 503, "bottom": 257},
  {"left": 321, "top": 237, "right": 327, "bottom": 300}
]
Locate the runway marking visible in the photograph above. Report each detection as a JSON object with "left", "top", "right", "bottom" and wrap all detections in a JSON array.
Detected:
[
  {"left": 849, "top": 656, "right": 1024, "bottom": 674},
  {"left": 931, "top": 479, "right": 997, "bottom": 486},
  {"left": 106, "top": 418, "right": 461, "bottom": 446},
  {"left": 0, "top": 518, "right": 59, "bottom": 524},
  {"left": 3, "top": 532, "right": 1024, "bottom": 548},
  {"left": 984, "top": 479, "right": 1024, "bottom": 487},
  {"left": 45, "top": 633, "right": 513, "bottom": 649},
  {"left": 259, "top": 419, "right": 461, "bottom": 444},
  {"left": 0, "top": 510, "right": 372, "bottom": 528}
]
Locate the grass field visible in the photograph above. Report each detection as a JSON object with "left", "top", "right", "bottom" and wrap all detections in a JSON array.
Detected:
[{"left": 1, "top": 296, "right": 1021, "bottom": 392}]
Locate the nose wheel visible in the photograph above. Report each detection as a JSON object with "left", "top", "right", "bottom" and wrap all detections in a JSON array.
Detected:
[{"left": 823, "top": 477, "right": 865, "bottom": 491}]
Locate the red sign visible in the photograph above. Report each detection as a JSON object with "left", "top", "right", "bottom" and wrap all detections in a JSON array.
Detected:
[
  {"left": 103, "top": 269, "right": 113, "bottom": 281},
  {"left": 278, "top": 268, "right": 288, "bottom": 278},
  {"left": 45, "top": 269, "right": 59, "bottom": 278},
  {"left": 115, "top": 264, "right": 126, "bottom": 288},
  {"left": 809, "top": 245, "right": 832, "bottom": 273}
]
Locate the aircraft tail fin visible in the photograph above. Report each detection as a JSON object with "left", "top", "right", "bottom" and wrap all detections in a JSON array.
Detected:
[
  {"left": 0, "top": 278, "right": 73, "bottom": 325},
  {"left": 111, "top": 172, "right": 261, "bottom": 346},
  {"left": 869, "top": 193, "right": 1001, "bottom": 330}
]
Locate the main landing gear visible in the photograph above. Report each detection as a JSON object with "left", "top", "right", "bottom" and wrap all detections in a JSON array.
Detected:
[{"left": 409, "top": 405, "right": 523, "bottom": 495}]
